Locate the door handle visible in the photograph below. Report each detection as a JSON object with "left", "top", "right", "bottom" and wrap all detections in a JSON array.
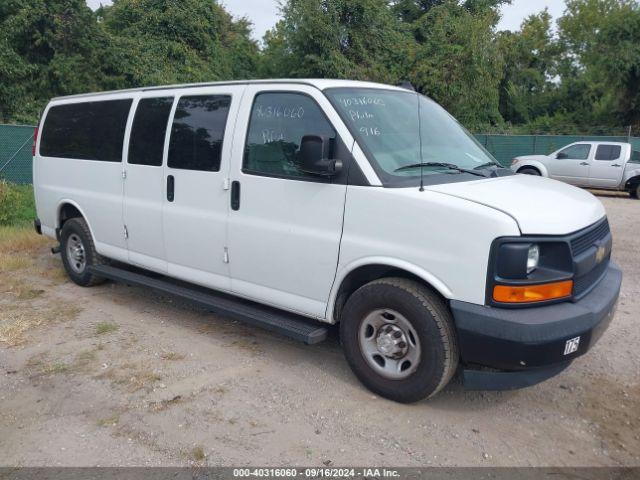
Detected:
[
  {"left": 167, "top": 175, "right": 175, "bottom": 202},
  {"left": 579, "top": 162, "right": 589, "bottom": 166},
  {"left": 231, "top": 181, "right": 240, "bottom": 211},
  {"left": 612, "top": 163, "right": 621, "bottom": 167}
]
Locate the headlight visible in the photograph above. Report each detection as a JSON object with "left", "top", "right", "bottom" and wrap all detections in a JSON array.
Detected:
[
  {"left": 526, "top": 244, "right": 539, "bottom": 274},
  {"left": 489, "top": 239, "right": 573, "bottom": 306}
]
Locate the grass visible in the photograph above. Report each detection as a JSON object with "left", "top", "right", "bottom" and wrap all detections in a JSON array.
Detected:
[
  {"left": 97, "top": 415, "right": 119, "bottom": 427},
  {"left": 160, "top": 351, "right": 185, "bottom": 361},
  {"left": 43, "top": 361, "right": 68, "bottom": 375},
  {"left": 95, "top": 322, "right": 118, "bottom": 335},
  {"left": 0, "top": 181, "right": 36, "bottom": 227},
  {"left": 0, "top": 303, "right": 81, "bottom": 347},
  {"left": 98, "top": 361, "right": 162, "bottom": 393},
  {"left": 0, "top": 225, "right": 51, "bottom": 274},
  {"left": 191, "top": 446, "right": 206, "bottom": 462}
]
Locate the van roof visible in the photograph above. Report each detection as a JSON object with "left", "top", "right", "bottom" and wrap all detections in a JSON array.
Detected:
[{"left": 52, "top": 79, "right": 407, "bottom": 101}]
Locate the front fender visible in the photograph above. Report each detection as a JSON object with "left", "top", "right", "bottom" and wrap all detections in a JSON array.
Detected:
[
  {"left": 325, "top": 256, "right": 454, "bottom": 324},
  {"left": 516, "top": 160, "right": 549, "bottom": 177}
]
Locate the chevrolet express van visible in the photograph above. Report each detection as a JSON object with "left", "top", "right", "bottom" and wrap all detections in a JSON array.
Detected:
[{"left": 33, "top": 80, "right": 622, "bottom": 402}]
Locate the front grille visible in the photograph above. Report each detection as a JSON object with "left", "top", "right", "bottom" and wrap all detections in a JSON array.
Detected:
[
  {"left": 574, "top": 256, "right": 609, "bottom": 297},
  {"left": 570, "top": 219, "right": 610, "bottom": 256}
]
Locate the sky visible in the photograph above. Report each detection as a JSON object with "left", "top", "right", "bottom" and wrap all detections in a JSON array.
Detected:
[{"left": 86, "top": 0, "right": 568, "bottom": 41}]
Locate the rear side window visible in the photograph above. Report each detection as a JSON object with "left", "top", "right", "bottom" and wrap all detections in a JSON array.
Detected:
[
  {"left": 243, "top": 92, "right": 336, "bottom": 179},
  {"left": 40, "top": 99, "right": 132, "bottom": 162},
  {"left": 168, "top": 95, "right": 231, "bottom": 172},
  {"left": 128, "top": 97, "right": 174, "bottom": 166},
  {"left": 595, "top": 144, "right": 622, "bottom": 161}
]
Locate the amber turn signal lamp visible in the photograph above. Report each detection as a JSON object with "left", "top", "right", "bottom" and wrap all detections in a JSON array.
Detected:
[{"left": 493, "top": 280, "right": 573, "bottom": 303}]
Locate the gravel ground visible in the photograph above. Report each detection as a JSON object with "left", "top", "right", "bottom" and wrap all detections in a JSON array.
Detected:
[{"left": 0, "top": 192, "right": 638, "bottom": 467}]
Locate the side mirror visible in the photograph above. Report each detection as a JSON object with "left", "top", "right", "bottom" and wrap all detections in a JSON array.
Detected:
[
  {"left": 299, "top": 135, "right": 343, "bottom": 177},
  {"left": 556, "top": 152, "right": 569, "bottom": 159}
]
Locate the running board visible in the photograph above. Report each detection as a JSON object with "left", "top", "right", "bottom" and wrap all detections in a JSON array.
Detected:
[{"left": 88, "top": 265, "right": 328, "bottom": 345}]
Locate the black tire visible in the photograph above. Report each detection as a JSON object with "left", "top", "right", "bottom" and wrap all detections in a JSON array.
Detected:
[
  {"left": 60, "top": 217, "right": 107, "bottom": 287},
  {"left": 631, "top": 184, "right": 639, "bottom": 199},
  {"left": 339, "top": 277, "right": 459, "bottom": 403},
  {"left": 518, "top": 167, "right": 541, "bottom": 176}
]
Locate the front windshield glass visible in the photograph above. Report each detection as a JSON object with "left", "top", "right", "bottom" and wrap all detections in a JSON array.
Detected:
[{"left": 325, "top": 88, "right": 498, "bottom": 185}]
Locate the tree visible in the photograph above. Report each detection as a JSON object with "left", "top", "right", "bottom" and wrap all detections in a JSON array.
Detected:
[
  {"left": 0, "top": 0, "right": 107, "bottom": 122},
  {"left": 497, "top": 10, "right": 561, "bottom": 125},
  {"left": 99, "top": 0, "right": 259, "bottom": 88},
  {"left": 259, "top": 0, "right": 413, "bottom": 83},
  {"left": 557, "top": 0, "right": 640, "bottom": 128},
  {"left": 405, "top": 1, "right": 506, "bottom": 129}
]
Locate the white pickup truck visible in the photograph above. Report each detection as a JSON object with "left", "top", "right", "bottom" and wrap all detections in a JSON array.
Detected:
[{"left": 511, "top": 141, "right": 640, "bottom": 198}]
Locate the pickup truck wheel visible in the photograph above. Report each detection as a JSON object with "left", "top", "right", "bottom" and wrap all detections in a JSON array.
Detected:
[
  {"left": 60, "top": 218, "right": 106, "bottom": 287},
  {"left": 518, "top": 167, "right": 540, "bottom": 176},
  {"left": 631, "top": 184, "right": 639, "bottom": 199},
  {"left": 340, "top": 277, "right": 458, "bottom": 403}
]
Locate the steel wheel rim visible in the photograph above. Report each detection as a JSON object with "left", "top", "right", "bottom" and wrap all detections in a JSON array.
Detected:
[
  {"left": 66, "top": 233, "right": 86, "bottom": 274},
  {"left": 358, "top": 308, "right": 421, "bottom": 380}
]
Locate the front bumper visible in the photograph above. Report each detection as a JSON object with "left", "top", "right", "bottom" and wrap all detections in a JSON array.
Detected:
[{"left": 451, "top": 261, "right": 621, "bottom": 389}]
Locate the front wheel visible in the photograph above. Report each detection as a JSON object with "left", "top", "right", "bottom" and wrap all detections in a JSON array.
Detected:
[
  {"left": 631, "top": 184, "right": 639, "bottom": 199},
  {"left": 340, "top": 278, "right": 459, "bottom": 403}
]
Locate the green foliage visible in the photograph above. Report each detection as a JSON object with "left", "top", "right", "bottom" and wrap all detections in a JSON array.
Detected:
[
  {"left": 0, "top": 0, "right": 638, "bottom": 134},
  {"left": 260, "top": 0, "right": 412, "bottom": 83},
  {"left": 0, "top": 180, "right": 35, "bottom": 226},
  {"left": 407, "top": 1, "right": 505, "bottom": 129}
]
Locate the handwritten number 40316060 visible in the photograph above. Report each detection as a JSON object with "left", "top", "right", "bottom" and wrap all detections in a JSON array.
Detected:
[{"left": 360, "top": 126, "right": 381, "bottom": 136}]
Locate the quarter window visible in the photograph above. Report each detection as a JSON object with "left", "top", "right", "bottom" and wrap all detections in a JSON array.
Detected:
[
  {"left": 557, "top": 144, "right": 591, "bottom": 160},
  {"left": 128, "top": 97, "right": 174, "bottom": 166},
  {"left": 40, "top": 99, "right": 133, "bottom": 162},
  {"left": 168, "top": 95, "right": 231, "bottom": 172},
  {"left": 243, "top": 93, "right": 336, "bottom": 179},
  {"left": 595, "top": 145, "right": 622, "bottom": 161}
]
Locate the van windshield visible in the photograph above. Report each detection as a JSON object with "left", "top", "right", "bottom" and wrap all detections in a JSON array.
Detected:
[{"left": 325, "top": 88, "right": 499, "bottom": 186}]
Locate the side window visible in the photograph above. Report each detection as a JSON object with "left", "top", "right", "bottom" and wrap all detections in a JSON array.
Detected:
[
  {"left": 557, "top": 144, "right": 591, "bottom": 160},
  {"left": 243, "top": 92, "right": 336, "bottom": 179},
  {"left": 128, "top": 97, "right": 174, "bottom": 166},
  {"left": 595, "top": 145, "right": 622, "bottom": 161},
  {"left": 40, "top": 99, "right": 132, "bottom": 162},
  {"left": 168, "top": 95, "right": 231, "bottom": 172}
]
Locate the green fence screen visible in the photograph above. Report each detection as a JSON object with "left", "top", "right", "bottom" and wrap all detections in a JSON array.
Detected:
[
  {"left": 0, "top": 123, "right": 638, "bottom": 184},
  {"left": 0, "top": 124, "right": 35, "bottom": 184},
  {"left": 476, "top": 134, "right": 640, "bottom": 166}
]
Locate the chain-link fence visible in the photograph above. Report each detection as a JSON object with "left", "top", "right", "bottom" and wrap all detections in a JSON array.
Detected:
[
  {"left": 0, "top": 124, "right": 35, "bottom": 184},
  {"left": 0, "top": 123, "right": 639, "bottom": 184}
]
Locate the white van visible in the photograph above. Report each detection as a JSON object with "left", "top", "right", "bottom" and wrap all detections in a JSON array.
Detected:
[{"left": 33, "top": 80, "right": 621, "bottom": 402}]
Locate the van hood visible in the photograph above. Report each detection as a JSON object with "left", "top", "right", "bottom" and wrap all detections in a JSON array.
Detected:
[{"left": 426, "top": 174, "right": 605, "bottom": 235}]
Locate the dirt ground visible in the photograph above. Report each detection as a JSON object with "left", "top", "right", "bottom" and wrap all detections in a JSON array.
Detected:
[{"left": 0, "top": 192, "right": 638, "bottom": 467}]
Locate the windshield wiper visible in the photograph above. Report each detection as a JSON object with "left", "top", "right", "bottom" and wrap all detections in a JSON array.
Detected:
[
  {"left": 473, "top": 162, "right": 499, "bottom": 170},
  {"left": 394, "top": 162, "right": 489, "bottom": 177}
]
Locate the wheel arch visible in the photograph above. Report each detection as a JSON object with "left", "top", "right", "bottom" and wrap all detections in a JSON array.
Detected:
[
  {"left": 517, "top": 162, "right": 548, "bottom": 177},
  {"left": 624, "top": 173, "right": 640, "bottom": 189},
  {"left": 327, "top": 258, "right": 453, "bottom": 324},
  {"left": 55, "top": 200, "right": 96, "bottom": 243}
]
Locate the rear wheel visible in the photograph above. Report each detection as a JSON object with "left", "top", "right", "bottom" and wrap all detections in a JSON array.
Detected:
[
  {"left": 340, "top": 278, "right": 458, "bottom": 403},
  {"left": 631, "top": 184, "right": 639, "bottom": 199},
  {"left": 518, "top": 167, "right": 541, "bottom": 176},
  {"left": 60, "top": 217, "right": 107, "bottom": 287}
]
